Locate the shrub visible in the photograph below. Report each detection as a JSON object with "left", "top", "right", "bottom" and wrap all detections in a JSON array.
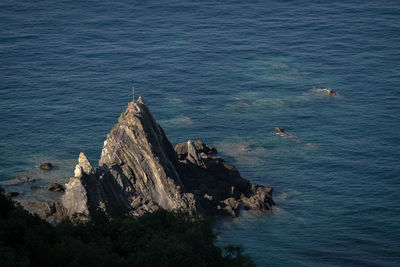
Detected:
[{"left": 0, "top": 188, "right": 255, "bottom": 266}]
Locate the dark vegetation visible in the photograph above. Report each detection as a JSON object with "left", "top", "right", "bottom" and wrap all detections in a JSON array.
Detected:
[{"left": 0, "top": 188, "right": 255, "bottom": 267}]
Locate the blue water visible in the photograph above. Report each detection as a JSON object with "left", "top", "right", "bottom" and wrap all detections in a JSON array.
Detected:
[{"left": 1, "top": 0, "right": 399, "bottom": 265}]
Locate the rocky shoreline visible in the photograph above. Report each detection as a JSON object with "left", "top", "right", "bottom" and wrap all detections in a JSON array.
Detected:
[{"left": 7, "top": 97, "right": 274, "bottom": 222}]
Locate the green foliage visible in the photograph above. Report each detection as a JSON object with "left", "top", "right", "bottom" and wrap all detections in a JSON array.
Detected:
[{"left": 0, "top": 188, "right": 255, "bottom": 266}]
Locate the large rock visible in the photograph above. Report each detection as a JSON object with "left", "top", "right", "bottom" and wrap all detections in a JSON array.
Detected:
[
  {"left": 175, "top": 140, "right": 274, "bottom": 216},
  {"left": 57, "top": 97, "right": 274, "bottom": 220},
  {"left": 60, "top": 153, "right": 102, "bottom": 219},
  {"left": 61, "top": 177, "right": 90, "bottom": 218}
]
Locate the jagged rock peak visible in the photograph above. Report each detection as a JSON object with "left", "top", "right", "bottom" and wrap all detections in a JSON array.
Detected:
[
  {"left": 54, "top": 98, "right": 274, "bottom": 221},
  {"left": 99, "top": 97, "right": 175, "bottom": 168},
  {"left": 175, "top": 139, "right": 217, "bottom": 161},
  {"left": 62, "top": 152, "right": 100, "bottom": 219},
  {"left": 74, "top": 152, "right": 94, "bottom": 178},
  {"left": 97, "top": 97, "right": 195, "bottom": 213}
]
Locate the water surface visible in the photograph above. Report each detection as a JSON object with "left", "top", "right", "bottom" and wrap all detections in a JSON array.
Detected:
[{"left": 1, "top": 0, "right": 399, "bottom": 266}]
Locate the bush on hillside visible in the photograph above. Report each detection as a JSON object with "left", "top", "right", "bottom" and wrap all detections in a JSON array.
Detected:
[{"left": 0, "top": 188, "right": 255, "bottom": 267}]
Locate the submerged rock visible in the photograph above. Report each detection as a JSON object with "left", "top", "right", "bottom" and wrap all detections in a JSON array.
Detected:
[
  {"left": 31, "top": 185, "right": 46, "bottom": 190},
  {"left": 45, "top": 97, "right": 274, "bottom": 220},
  {"left": 1, "top": 177, "right": 37, "bottom": 186},
  {"left": 40, "top": 163, "right": 53, "bottom": 170},
  {"left": 234, "top": 97, "right": 250, "bottom": 106}
]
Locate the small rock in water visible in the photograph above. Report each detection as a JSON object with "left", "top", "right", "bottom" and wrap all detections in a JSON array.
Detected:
[
  {"left": 275, "top": 127, "right": 286, "bottom": 135},
  {"left": 315, "top": 88, "right": 338, "bottom": 96},
  {"left": 48, "top": 183, "right": 64, "bottom": 192},
  {"left": 327, "top": 90, "right": 337, "bottom": 96},
  {"left": 5, "top": 191, "right": 19, "bottom": 198},
  {"left": 275, "top": 127, "right": 301, "bottom": 143},
  {"left": 40, "top": 163, "right": 53, "bottom": 170}
]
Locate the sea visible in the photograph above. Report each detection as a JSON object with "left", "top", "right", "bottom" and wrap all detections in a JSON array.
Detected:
[{"left": 1, "top": 0, "right": 399, "bottom": 266}]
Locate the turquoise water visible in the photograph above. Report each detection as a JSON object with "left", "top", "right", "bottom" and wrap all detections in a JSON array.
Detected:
[{"left": 1, "top": 0, "right": 399, "bottom": 265}]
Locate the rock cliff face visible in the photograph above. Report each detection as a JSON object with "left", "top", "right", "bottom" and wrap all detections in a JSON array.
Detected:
[{"left": 59, "top": 97, "right": 274, "bottom": 219}]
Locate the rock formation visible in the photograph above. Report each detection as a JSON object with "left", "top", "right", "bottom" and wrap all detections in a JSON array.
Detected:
[
  {"left": 175, "top": 140, "right": 274, "bottom": 216},
  {"left": 56, "top": 97, "right": 274, "bottom": 220}
]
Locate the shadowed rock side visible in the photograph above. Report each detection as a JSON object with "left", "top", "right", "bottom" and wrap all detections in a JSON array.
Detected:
[
  {"left": 175, "top": 140, "right": 274, "bottom": 216},
  {"left": 57, "top": 97, "right": 273, "bottom": 220}
]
